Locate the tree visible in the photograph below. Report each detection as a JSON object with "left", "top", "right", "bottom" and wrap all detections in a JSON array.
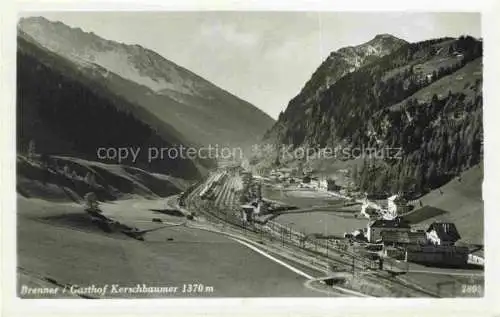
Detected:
[
  {"left": 413, "top": 164, "right": 425, "bottom": 194},
  {"left": 351, "top": 164, "right": 359, "bottom": 183},
  {"left": 374, "top": 173, "right": 388, "bottom": 192},
  {"left": 84, "top": 192, "right": 100, "bottom": 211},
  {"left": 85, "top": 172, "right": 97, "bottom": 186},
  {"left": 40, "top": 153, "right": 50, "bottom": 168},
  {"left": 399, "top": 175, "right": 416, "bottom": 193},
  {"left": 426, "top": 162, "right": 438, "bottom": 189},
  {"left": 63, "top": 165, "right": 70, "bottom": 176},
  {"left": 27, "top": 140, "right": 36, "bottom": 161}
]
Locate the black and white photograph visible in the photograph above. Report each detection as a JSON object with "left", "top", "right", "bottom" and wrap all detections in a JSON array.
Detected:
[
  {"left": 3, "top": 3, "right": 499, "bottom": 314},
  {"left": 13, "top": 10, "right": 486, "bottom": 299}
]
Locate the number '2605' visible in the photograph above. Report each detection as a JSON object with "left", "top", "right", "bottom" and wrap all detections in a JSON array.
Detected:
[{"left": 461, "top": 284, "right": 482, "bottom": 294}]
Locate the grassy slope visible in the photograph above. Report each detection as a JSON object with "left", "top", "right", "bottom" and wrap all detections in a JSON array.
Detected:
[
  {"left": 17, "top": 154, "right": 188, "bottom": 202},
  {"left": 390, "top": 57, "right": 482, "bottom": 111},
  {"left": 17, "top": 196, "right": 327, "bottom": 297},
  {"left": 409, "top": 164, "right": 483, "bottom": 244}
]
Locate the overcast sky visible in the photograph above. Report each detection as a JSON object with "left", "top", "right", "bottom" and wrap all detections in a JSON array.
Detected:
[{"left": 21, "top": 12, "right": 481, "bottom": 119}]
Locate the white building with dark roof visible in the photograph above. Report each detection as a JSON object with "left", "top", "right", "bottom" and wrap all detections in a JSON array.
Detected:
[
  {"left": 386, "top": 194, "right": 410, "bottom": 219},
  {"left": 426, "top": 222, "right": 461, "bottom": 246}
]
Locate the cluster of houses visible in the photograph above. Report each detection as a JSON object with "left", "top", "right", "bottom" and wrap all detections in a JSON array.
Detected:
[
  {"left": 347, "top": 191, "right": 472, "bottom": 266},
  {"left": 297, "top": 176, "right": 328, "bottom": 191},
  {"left": 243, "top": 164, "right": 474, "bottom": 267},
  {"left": 347, "top": 216, "right": 470, "bottom": 266},
  {"left": 360, "top": 193, "right": 413, "bottom": 220},
  {"left": 366, "top": 218, "right": 461, "bottom": 246},
  {"left": 266, "top": 167, "right": 346, "bottom": 193}
]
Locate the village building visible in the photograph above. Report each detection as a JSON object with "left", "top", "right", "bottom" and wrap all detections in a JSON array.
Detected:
[
  {"left": 360, "top": 200, "right": 382, "bottom": 219},
  {"left": 380, "top": 230, "right": 427, "bottom": 246},
  {"left": 240, "top": 171, "right": 252, "bottom": 185},
  {"left": 386, "top": 194, "right": 411, "bottom": 218},
  {"left": 240, "top": 204, "right": 255, "bottom": 223},
  {"left": 405, "top": 244, "right": 469, "bottom": 267},
  {"left": 326, "top": 179, "right": 341, "bottom": 191},
  {"left": 240, "top": 199, "right": 266, "bottom": 223},
  {"left": 308, "top": 178, "right": 321, "bottom": 189},
  {"left": 426, "top": 222, "right": 461, "bottom": 246},
  {"left": 318, "top": 179, "right": 328, "bottom": 191},
  {"left": 366, "top": 218, "right": 411, "bottom": 243},
  {"left": 302, "top": 175, "right": 311, "bottom": 184}
]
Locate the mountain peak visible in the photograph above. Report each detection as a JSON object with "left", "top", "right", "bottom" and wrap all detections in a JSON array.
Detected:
[
  {"left": 365, "top": 33, "right": 407, "bottom": 48},
  {"left": 295, "top": 33, "right": 407, "bottom": 105},
  {"left": 373, "top": 33, "right": 401, "bottom": 41}
]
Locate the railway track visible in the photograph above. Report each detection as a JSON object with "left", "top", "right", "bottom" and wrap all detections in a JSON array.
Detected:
[{"left": 181, "top": 170, "right": 441, "bottom": 297}]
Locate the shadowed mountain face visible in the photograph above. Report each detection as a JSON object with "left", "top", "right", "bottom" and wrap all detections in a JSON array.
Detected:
[
  {"left": 17, "top": 32, "right": 205, "bottom": 180},
  {"left": 18, "top": 16, "right": 275, "bottom": 151}
]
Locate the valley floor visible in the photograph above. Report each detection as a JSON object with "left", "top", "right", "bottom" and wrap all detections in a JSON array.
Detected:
[{"left": 17, "top": 196, "right": 331, "bottom": 298}]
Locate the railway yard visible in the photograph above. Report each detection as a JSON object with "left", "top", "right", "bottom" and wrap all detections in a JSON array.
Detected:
[{"left": 175, "top": 165, "right": 484, "bottom": 297}]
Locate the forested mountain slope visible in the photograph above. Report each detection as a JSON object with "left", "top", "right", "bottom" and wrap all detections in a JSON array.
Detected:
[{"left": 263, "top": 35, "right": 483, "bottom": 195}]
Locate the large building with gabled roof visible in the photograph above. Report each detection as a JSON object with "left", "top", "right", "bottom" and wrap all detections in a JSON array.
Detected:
[
  {"left": 426, "top": 222, "right": 461, "bottom": 246},
  {"left": 366, "top": 217, "right": 411, "bottom": 243}
]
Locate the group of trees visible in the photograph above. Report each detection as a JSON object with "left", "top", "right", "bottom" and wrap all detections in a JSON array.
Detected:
[
  {"left": 353, "top": 88, "right": 482, "bottom": 195},
  {"left": 24, "top": 139, "right": 100, "bottom": 188}
]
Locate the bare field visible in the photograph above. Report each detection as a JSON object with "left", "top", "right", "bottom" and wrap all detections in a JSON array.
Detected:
[
  {"left": 263, "top": 187, "right": 367, "bottom": 236},
  {"left": 264, "top": 187, "right": 344, "bottom": 209},
  {"left": 273, "top": 211, "right": 368, "bottom": 237}
]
